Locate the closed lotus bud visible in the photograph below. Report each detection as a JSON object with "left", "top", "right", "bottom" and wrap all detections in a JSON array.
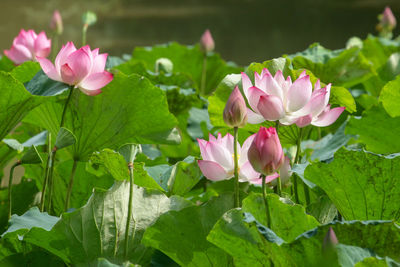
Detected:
[
  {"left": 381, "top": 6, "right": 397, "bottom": 30},
  {"left": 247, "top": 127, "right": 284, "bottom": 175},
  {"left": 50, "top": 10, "right": 63, "bottom": 35},
  {"left": 323, "top": 227, "right": 338, "bottom": 251},
  {"left": 200, "top": 29, "right": 215, "bottom": 53},
  {"left": 223, "top": 86, "right": 247, "bottom": 128},
  {"left": 155, "top": 57, "right": 173, "bottom": 73}
]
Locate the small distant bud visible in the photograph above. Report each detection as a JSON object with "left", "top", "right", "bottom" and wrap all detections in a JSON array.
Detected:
[
  {"left": 382, "top": 7, "right": 397, "bottom": 29},
  {"left": 50, "top": 10, "right": 63, "bottom": 35},
  {"left": 223, "top": 86, "right": 247, "bottom": 128},
  {"left": 323, "top": 227, "right": 339, "bottom": 252},
  {"left": 200, "top": 29, "right": 215, "bottom": 53},
  {"left": 155, "top": 57, "right": 173, "bottom": 73},
  {"left": 82, "top": 11, "right": 97, "bottom": 28}
]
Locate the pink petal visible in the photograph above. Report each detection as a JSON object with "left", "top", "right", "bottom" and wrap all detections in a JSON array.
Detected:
[
  {"left": 60, "top": 63, "right": 76, "bottom": 85},
  {"left": 261, "top": 68, "right": 271, "bottom": 76},
  {"left": 208, "top": 133, "right": 217, "bottom": 143},
  {"left": 37, "top": 57, "right": 61, "bottom": 81},
  {"left": 239, "top": 161, "right": 260, "bottom": 181},
  {"left": 91, "top": 53, "right": 108, "bottom": 73},
  {"left": 248, "top": 86, "right": 267, "bottom": 112},
  {"left": 274, "top": 70, "right": 285, "bottom": 87},
  {"left": 241, "top": 72, "right": 253, "bottom": 100},
  {"left": 257, "top": 95, "right": 285, "bottom": 121},
  {"left": 79, "top": 71, "right": 113, "bottom": 92},
  {"left": 4, "top": 45, "right": 31, "bottom": 64},
  {"left": 208, "top": 141, "right": 233, "bottom": 170},
  {"left": 314, "top": 79, "right": 321, "bottom": 90},
  {"left": 239, "top": 134, "right": 256, "bottom": 165},
  {"left": 312, "top": 107, "right": 345, "bottom": 127},
  {"left": 55, "top": 42, "right": 77, "bottom": 72},
  {"left": 255, "top": 71, "right": 266, "bottom": 90},
  {"left": 198, "top": 160, "right": 230, "bottom": 181},
  {"left": 34, "top": 32, "right": 51, "bottom": 58},
  {"left": 65, "top": 48, "right": 92, "bottom": 83},
  {"left": 295, "top": 114, "right": 312, "bottom": 128},
  {"left": 296, "top": 88, "right": 328, "bottom": 117},
  {"left": 286, "top": 75, "right": 312, "bottom": 112},
  {"left": 264, "top": 73, "right": 283, "bottom": 99},
  {"left": 298, "top": 70, "right": 307, "bottom": 78},
  {"left": 220, "top": 133, "right": 235, "bottom": 155},
  {"left": 247, "top": 108, "right": 265, "bottom": 124},
  {"left": 279, "top": 115, "right": 298, "bottom": 126}
]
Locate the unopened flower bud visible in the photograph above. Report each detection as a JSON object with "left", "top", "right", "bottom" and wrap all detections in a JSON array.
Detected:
[
  {"left": 155, "top": 57, "right": 173, "bottom": 73},
  {"left": 322, "top": 227, "right": 339, "bottom": 252},
  {"left": 50, "top": 10, "right": 63, "bottom": 35},
  {"left": 200, "top": 29, "right": 215, "bottom": 53},
  {"left": 247, "top": 127, "right": 284, "bottom": 175},
  {"left": 381, "top": 6, "right": 397, "bottom": 30},
  {"left": 223, "top": 86, "right": 247, "bottom": 128}
]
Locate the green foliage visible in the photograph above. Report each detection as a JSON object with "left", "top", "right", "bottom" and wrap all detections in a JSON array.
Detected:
[
  {"left": 305, "top": 148, "right": 400, "bottom": 220},
  {"left": 379, "top": 75, "right": 400, "bottom": 117}
]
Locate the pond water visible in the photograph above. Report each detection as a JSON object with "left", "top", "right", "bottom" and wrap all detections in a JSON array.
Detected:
[{"left": 0, "top": 0, "right": 399, "bottom": 65}]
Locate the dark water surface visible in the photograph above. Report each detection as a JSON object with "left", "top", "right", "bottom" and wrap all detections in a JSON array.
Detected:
[{"left": 1, "top": 0, "right": 399, "bottom": 65}]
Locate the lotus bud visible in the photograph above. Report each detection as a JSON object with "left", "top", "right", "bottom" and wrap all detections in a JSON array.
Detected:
[
  {"left": 381, "top": 7, "right": 397, "bottom": 30},
  {"left": 82, "top": 11, "right": 97, "bottom": 28},
  {"left": 322, "top": 227, "right": 339, "bottom": 252},
  {"left": 223, "top": 86, "right": 248, "bottom": 128},
  {"left": 50, "top": 10, "right": 63, "bottom": 35},
  {"left": 247, "top": 127, "right": 284, "bottom": 176},
  {"left": 155, "top": 57, "right": 173, "bottom": 73},
  {"left": 200, "top": 29, "right": 215, "bottom": 53}
]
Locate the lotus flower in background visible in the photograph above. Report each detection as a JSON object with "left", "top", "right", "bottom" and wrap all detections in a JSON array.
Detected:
[
  {"left": 223, "top": 86, "right": 248, "bottom": 128},
  {"left": 247, "top": 127, "right": 284, "bottom": 176},
  {"left": 4, "top": 29, "right": 51, "bottom": 65},
  {"left": 380, "top": 7, "right": 397, "bottom": 30},
  {"left": 200, "top": 29, "right": 215, "bottom": 53},
  {"left": 242, "top": 69, "right": 345, "bottom": 127},
  {"left": 37, "top": 42, "right": 113, "bottom": 96},
  {"left": 50, "top": 10, "right": 63, "bottom": 35}
]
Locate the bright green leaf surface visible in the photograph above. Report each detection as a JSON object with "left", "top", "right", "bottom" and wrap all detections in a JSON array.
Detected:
[
  {"left": 346, "top": 105, "right": 400, "bottom": 154},
  {"left": 379, "top": 75, "right": 400, "bottom": 117},
  {"left": 242, "top": 193, "right": 319, "bottom": 242},
  {"left": 142, "top": 194, "right": 234, "bottom": 267},
  {"left": 305, "top": 148, "right": 400, "bottom": 220},
  {"left": 24, "top": 181, "right": 191, "bottom": 265}
]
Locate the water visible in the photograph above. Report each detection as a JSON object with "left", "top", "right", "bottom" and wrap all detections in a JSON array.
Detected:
[{"left": 0, "top": 0, "right": 399, "bottom": 65}]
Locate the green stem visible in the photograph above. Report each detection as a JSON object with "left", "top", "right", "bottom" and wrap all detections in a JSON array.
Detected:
[
  {"left": 200, "top": 53, "right": 207, "bottom": 95},
  {"left": 276, "top": 171, "right": 282, "bottom": 197},
  {"left": 40, "top": 132, "right": 52, "bottom": 212},
  {"left": 51, "top": 34, "right": 59, "bottom": 60},
  {"left": 233, "top": 127, "right": 240, "bottom": 208},
  {"left": 304, "top": 183, "right": 311, "bottom": 206},
  {"left": 82, "top": 25, "right": 88, "bottom": 46},
  {"left": 8, "top": 162, "right": 20, "bottom": 220},
  {"left": 275, "top": 120, "right": 280, "bottom": 135},
  {"left": 124, "top": 164, "right": 135, "bottom": 259},
  {"left": 47, "top": 87, "right": 74, "bottom": 213},
  {"left": 261, "top": 174, "right": 271, "bottom": 228},
  {"left": 293, "top": 128, "right": 303, "bottom": 204},
  {"left": 64, "top": 160, "right": 78, "bottom": 211}
]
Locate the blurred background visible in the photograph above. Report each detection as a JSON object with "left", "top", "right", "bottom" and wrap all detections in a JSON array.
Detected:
[{"left": 1, "top": 0, "right": 399, "bottom": 65}]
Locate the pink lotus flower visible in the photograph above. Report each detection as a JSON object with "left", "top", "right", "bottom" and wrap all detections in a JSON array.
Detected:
[
  {"left": 200, "top": 29, "right": 215, "bottom": 53},
  {"left": 37, "top": 42, "right": 113, "bottom": 96},
  {"left": 198, "top": 133, "right": 264, "bottom": 183},
  {"left": 247, "top": 127, "right": 284, "bottom": 176},
  {"left": 223, "top": 86, "right": 247, "bottom": 128},
  {"left": 242, "top": 69, "right": 345, "bottom": 127},
  {"left": 50, "top": 10, "right": 63, "bottom": 35},
  {"left": 4, "top": 29, "right": 51, "bottom": 65},
  {"left": 381, "top": 7, "right": 397, "bottom": 30}
]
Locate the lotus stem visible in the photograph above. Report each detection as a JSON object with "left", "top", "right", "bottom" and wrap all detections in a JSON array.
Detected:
[
  {"left": 261, "top": 174, "right": 271, "bottom": 228},
  {"left": 8, "top": 161, "right": 20, "bottom": 220},
  {"left": 200, "top": 53, "right": 207, "bottom": 95},
  {"left": 233, "top": 126, "right": 240, "bottom": 208},
  {"left": 82, "top": 25, "right": 88, "bottom": 46},
  {"left": 124, "top": 163, "right": 135, "bottom": 259},
  {"left": 64, "top": 160, "right": 78, "bottom": 211},
  {"left": 40, "top": 132, "right": 52, "bottom": 212},
  {"left": 275, "top": 120, "right": 280, "bottom": 135},
  {"left": 293, "top": 127, "right": 303, "bottom": 204},
  {"left": 276, "top": 171, "right": 282, "bottom": 197}
]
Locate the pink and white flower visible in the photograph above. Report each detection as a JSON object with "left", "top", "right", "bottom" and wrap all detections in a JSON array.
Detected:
[
  {"left": 197, "top": 133, "right": 279, "bottom": 185},
  {"left": 37, "top": 42, "right": 113, "bottom": 96},
  {"left": 242, "top": 69, "right": 345, "bottom": 127},
  {"left": 4, "top": 29, "right": 51, "bottom": 65}
]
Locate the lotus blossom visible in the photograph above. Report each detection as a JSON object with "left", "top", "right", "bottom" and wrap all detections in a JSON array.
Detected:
[
  {"left": 242, "top": 69, "right": 345, "bottom": 127},
  {"left": 247, "top": 127, "right": 284, "bottom": 176},
  {"left": 197, "top": 133, "right": 279, "bottom": 184},
  {"left": 4, "top": 29, "right": 51, "bottom": 65},
  {"left": 223, "top": 86, "right": 247, "bottom": 128},
  {"left": 37, "top": 42, "right": 113, "bottom": 96}
]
